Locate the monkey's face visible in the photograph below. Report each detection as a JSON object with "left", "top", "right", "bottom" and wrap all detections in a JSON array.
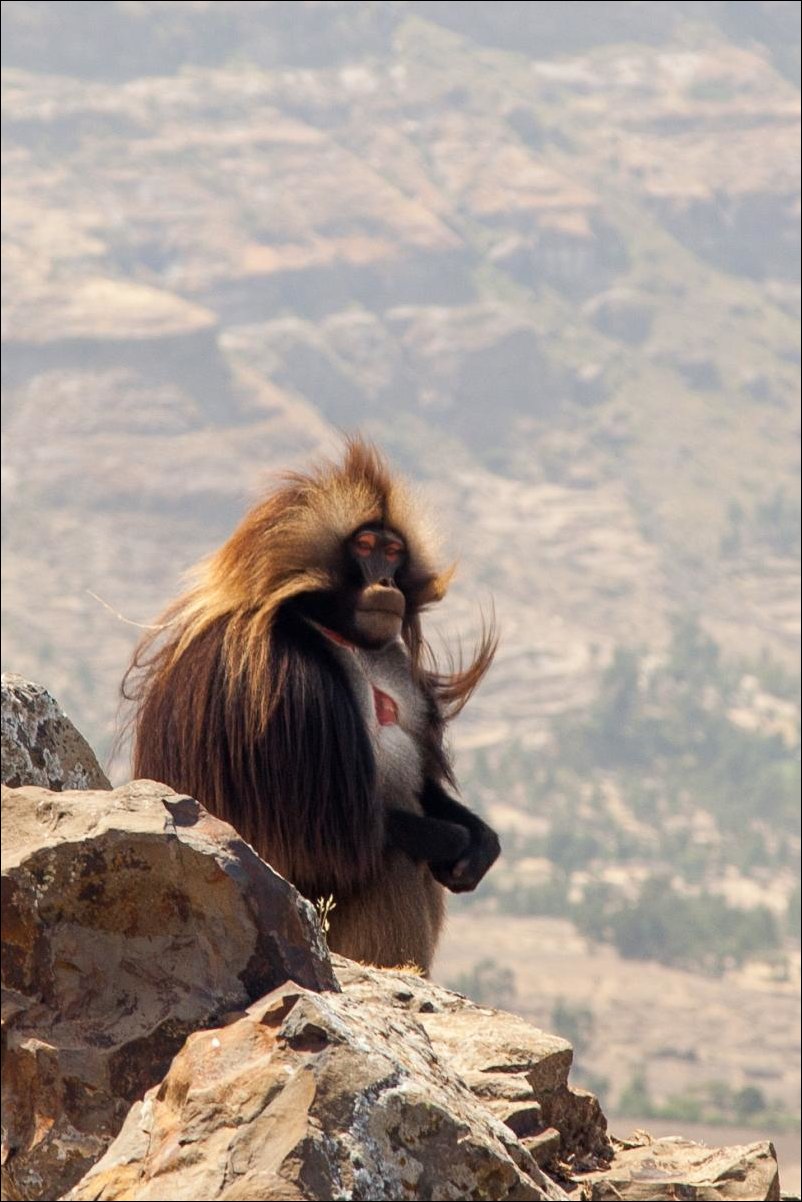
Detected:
[
  {"left": 349, "top": 525, "right": 407, "bottom": 647},
  {"left": 296, "top": 525, "right": 408, "bottom": 648}
]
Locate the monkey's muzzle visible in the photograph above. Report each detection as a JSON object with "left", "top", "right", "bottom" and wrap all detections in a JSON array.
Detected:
[
  {"left": 354, "top": 584, "right": 405, "bottom": 645},
  {"left": 357, "top": 584, "right": 406, "bottom": 618}
]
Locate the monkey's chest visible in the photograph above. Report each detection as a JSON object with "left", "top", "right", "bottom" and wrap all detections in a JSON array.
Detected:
[
  {"left": 371, "top": 709, "right": 425, "bottom": 811},
  {"left": 356, "top": 660, "right": 427, "bottom": 811},
  {"left": 320, "top": 629, "right": 428, "bottom": 809},
  {"left": 361, "top": 673, "right": 416, "bottom": 747},
  {"left": 357, "top": 663, "right": 422, "bottom": 743},
  {"left": 372, "top": 685, "right": 399, "bottom": 727}
]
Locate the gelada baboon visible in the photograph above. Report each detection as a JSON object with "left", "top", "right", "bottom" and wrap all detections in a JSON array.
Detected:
[{"left": 124, "top": 438, "right": 499, "bottom": 972}]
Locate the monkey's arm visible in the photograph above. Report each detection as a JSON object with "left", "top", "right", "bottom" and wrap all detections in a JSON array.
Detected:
[{"left": 418, "top": 778, "right": 501, "bottom": 893}]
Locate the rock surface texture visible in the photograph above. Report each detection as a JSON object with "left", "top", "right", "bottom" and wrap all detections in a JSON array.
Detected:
[
  {"left": 580, "top": 1134, "right": 781, "bottom": 1201},
  {"left": 1, "top": 673, "right": 110, "bottom": 791},
  {"left": 1, "top": 780, "right": 335, "bottom": 1201},
  {"left": 65, "top": 983, "right": 569, "bottom": 1202},
  {"left": 0, "top": 680, "right": 789, "bottom": 1202},
  {"left": 335, "top": 959, "right": 609, "bottom": 1169},
  {"left": 62, "top": 957, "right": 783, "bottom": 1202}
]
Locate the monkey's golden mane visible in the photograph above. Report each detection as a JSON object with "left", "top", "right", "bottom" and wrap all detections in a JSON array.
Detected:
[
  {"left": 122, "top": 437, "right": 499, "bottom": 963},
  {"left": 123, "top": 437, "right": 497, "bottom": 748}
]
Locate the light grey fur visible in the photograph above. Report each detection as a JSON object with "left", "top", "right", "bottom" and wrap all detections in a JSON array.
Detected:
[
  {"left": 305, "top": 623, "right": 446, "bottom": 972},
  {"left": 310, "top": 626, "right": 428, "bottom": 814}
]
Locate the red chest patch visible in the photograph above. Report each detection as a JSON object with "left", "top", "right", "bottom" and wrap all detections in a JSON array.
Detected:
[
  {"left": 372, "top": 686, "right": 399, "bottom": 727},
  {"left": 317, "top": 626, "right": 399, "bottom": 727}
]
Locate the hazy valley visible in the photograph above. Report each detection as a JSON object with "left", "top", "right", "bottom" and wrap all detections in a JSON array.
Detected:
[{"left": 2, "top": 1, "right": 799, "bottom": 1175}]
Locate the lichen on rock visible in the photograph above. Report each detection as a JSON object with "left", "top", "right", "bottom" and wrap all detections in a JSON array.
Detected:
[{"left": 1, "top": 673, "right": 110, "bottom": 791}]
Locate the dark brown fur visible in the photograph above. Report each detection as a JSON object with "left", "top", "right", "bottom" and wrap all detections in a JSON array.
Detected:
[{"left": 122, "top": 438, "right": 496, "bottom": 968}]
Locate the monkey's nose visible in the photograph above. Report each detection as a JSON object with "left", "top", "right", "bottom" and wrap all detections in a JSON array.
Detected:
[{"left": 378, "top": 577, "right": 393, "bottom": 588}]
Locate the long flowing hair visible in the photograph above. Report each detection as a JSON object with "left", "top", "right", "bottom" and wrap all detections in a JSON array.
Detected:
[{"left": 121, "top": 438, "right": 496, "bottom": 890}]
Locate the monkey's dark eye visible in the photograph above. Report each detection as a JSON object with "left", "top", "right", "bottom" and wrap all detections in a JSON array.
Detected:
[
  {"left": 354, "top": 532, "right": 377, "bottom": 556},
  {"left": 385, "top": 542, "right": 404, "bottom": 561}
]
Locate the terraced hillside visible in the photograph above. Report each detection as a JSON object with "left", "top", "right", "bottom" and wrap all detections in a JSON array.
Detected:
[{"left": 2, "top": 0, "right": 800, "bottom": 1147}]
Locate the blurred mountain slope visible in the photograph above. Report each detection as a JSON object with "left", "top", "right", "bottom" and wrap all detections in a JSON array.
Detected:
[
  {"left": 2, "top": 0, "right": 800, "bottom": 1138},
  {"left": 2, "top": 1, "right": 798, "bottom": 766}
]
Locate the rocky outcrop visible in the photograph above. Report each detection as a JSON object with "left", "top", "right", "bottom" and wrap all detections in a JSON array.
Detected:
[
  {"left": 61, "top": 955, "right": 785, "bottom": 1202},
  {"left": 335, "top": 958, "right": 609, "bottom": 1169},
  {"left": 66, "top": 982, "right": 569, "bottom": 1202},
  {"left": 0, "top": 682, "right": 790, "bottom": 1201},
  {"left": 60, "top": 965, "right": 785, "bottom": 1202},
  {"left": 581, "top": 1134, "right": 781, "bottom": 1201},
  {"left": 1, "top": 673, "right": 110, "bottom": 791},
  {"left": 1, "top": 780, "right": 335, "bottom": 1201}
]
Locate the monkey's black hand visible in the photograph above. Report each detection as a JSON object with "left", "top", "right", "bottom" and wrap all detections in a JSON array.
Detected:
[
  {"left": 430, "top": 822, "right": 500, "bottom": 893},
  {"left": 386, "top": 808, "right": 471, "bottom": 864},
  {"left": 419, "top": 778, "right": 500, "bottom": 893}
]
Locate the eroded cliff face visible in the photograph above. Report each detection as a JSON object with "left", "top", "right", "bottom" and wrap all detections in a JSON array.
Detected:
[
  {"left": 2, "top": 3, "right": 799, "bottom": 775},
  {"left": 0, "top": 678, "right": 785, "bottom": 1202}
]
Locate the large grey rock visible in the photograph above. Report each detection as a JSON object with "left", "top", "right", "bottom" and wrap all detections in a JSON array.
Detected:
[
  {"left": 1, "top": 673, "right": 110, "bottom": 791},
  {"left": 1, "top": 781, "right": 336, "bottom": 1202},
  {"left": 66, "top": 982, "right": 569, "bottom": 1202}
]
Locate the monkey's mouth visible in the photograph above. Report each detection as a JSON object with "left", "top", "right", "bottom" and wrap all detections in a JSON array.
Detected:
[{"left": 357, "top": 586, "right": 406, "bottom": 619}]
